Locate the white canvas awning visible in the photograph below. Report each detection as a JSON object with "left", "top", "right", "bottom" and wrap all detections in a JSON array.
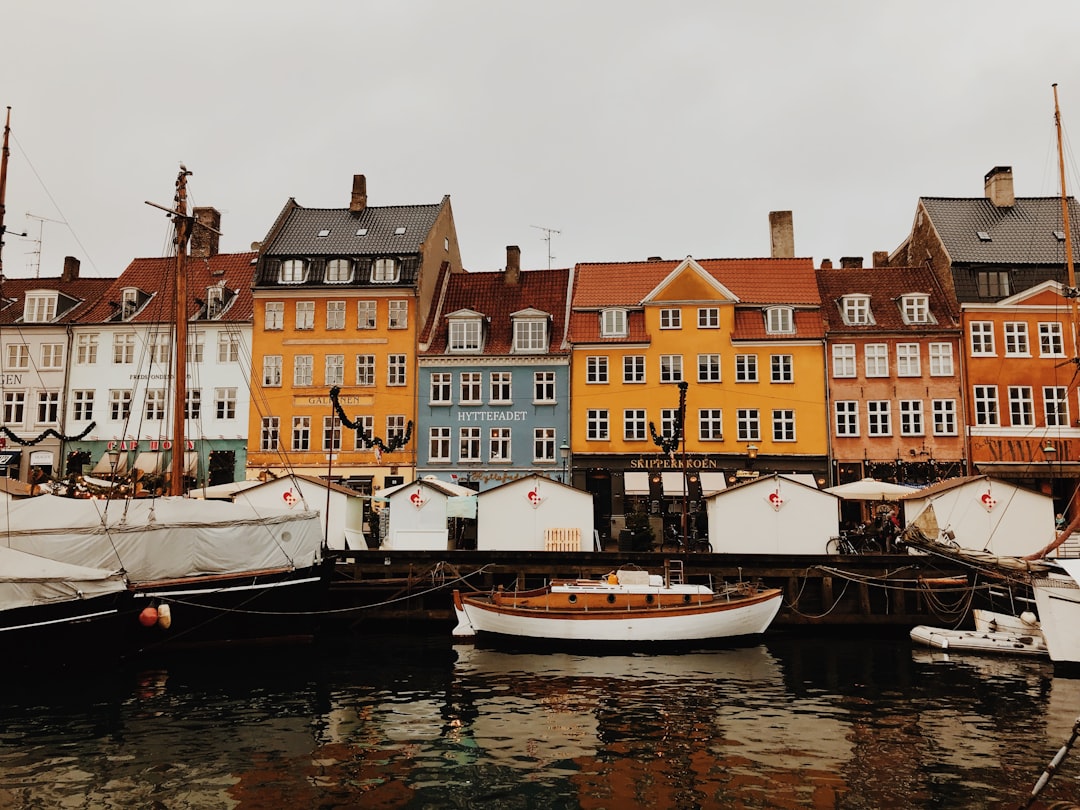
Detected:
[
  {"left": 825, "top": 477, "right": 919, "bottom": 500},
  {"left": 91, "top": 451, "right": 127, "bottom": 474},
  {"left": 661, "top": 472, "right": 686, "bottom": 496},
  {"left": 624, "top": 472, "right": 650, "bottom": 495},
  {"left": 699, "top": 472, "right": 727, "bottom": 495},
  {"left": 132, "top": 452, "right": 163, "bottom": 474},
  {"left": 166, "top": 451, "right": 198, "bottom": 475}
]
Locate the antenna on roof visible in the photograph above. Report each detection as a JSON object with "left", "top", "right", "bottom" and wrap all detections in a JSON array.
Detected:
[
  {"left": 530, "top": 224, "right": 561, "bottom": 270},
  {"left": 24, "top": 213, "right": 66, "bottom": 278}
]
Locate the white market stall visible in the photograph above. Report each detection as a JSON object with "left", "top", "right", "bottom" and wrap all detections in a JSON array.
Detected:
[
  {"left": 476, "top": 474, "right": 595, "bottom": 552},
  {"left": 378, "top": 476, "right": 477, "bottom": 551},
  {"left": 230, "top": 474, "right": 368, "bottom": 551}
]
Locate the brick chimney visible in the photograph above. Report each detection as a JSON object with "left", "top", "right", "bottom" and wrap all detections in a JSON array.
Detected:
[
  {"left": 504, "top": 245, "right": 521, "bottom": 285},
  {"left": 61, "top": 256, "right": 80, "bottom": 283},
  {"left": 821, "top": 259, "right": 833, "bottom": 269},
  {"left": 769, "top": 211, "right": 795, "bottom": 258},
  {"left": 872, "top": 251, "right": 889, "bottom": 268},
  {"left": 840, "top": 256, "right": 863, "bottom": 269},
  {"left": 985, "top": 166, "right": 1015, "bottom": 207},
  {"left": 191, "top": 207, "right": 221, "bottom": 258},
  {"left": 350, "top": 174, "right": 368, "bottom": 212}
]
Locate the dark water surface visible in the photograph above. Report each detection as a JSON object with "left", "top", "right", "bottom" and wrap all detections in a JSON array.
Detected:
[{"left": 1, "top": 629, "right": 1078, "bottom": 809}]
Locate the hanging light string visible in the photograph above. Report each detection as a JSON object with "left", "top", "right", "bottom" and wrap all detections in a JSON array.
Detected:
[{"left": 328, "top": 385, "right": 413, "bottom": 453}]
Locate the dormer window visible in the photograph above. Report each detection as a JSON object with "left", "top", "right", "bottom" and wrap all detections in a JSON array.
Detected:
[
  {"left": 900, "top": 294, "right": 932, "bottom": 324},
  {"left": 764, "top": 306, "right": 794, "bottom": 334},
  {"left": 325, "top": 258, "right": 353, "bottom": 284},
  {"left": 513, "top": 314, "right": 548, "bottom": 353},
  {"left": 279, "top": 259, "right": 307, "bottom": 284},
  {"left": 371, "top": 258, "right": 399, "bottom": 283},
  {"left": 24, "top": 292, "right": 57, "bottom": 323},
  {"left": 600, "top": 309, "right": 628, "bottom": 337},
  {"left": 121, "top": 288, "right": 143, "bottom": 321},
  {"left": 206, "top": 286, "right": 225, "bottom": 319},
  {"left": 840, "top": 296, "right": 872, "bottom": 326},
  {"left": 448, "top": 318, "right": 483, "bottom": 352}
]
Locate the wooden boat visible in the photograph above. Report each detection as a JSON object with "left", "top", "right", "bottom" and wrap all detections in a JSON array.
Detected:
[{"left": 451, "top": 563, "right": 782, "bottom": 644}]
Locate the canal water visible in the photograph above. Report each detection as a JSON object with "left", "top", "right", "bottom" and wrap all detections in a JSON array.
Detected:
[{"left": 1, "top": 629, "right": 1078, "bottom": 809}]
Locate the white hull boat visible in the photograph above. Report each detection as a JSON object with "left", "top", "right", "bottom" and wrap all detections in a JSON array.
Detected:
[{"left": 1032, "top": 560, "right": 1080, "bottom": 667}]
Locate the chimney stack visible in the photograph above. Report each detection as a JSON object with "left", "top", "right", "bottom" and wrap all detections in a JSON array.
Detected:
[
  {"left": 61, "top": 256, "right": 80, "bottom": 283},
  {"left": 191, "top": 207, "right": 221, "bottom": 258},
  {"left": 769, "top": 211, "right": 795, "bottom": 258},
  {"left": 821, "top": 259, "right": 833, "bottom": 269},
  {"left": 872, "top": 251, "right": 889, "bottom": 268},
  {"left": 504, "top": 245, "right": 521, "bottom": 285},
  {"left": 840, "top": 256, "right": 864, "bottom": 269},
  {"left": 350, "top": 174, "right": 368, "bottom": 212},
  {"left": 984, "top": 166, "right": 1015, "bottom": 208}
]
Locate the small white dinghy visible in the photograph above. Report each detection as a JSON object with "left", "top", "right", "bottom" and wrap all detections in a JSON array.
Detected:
[{"left": 910, "top": 610, "right": 1047, "bottom": 657}]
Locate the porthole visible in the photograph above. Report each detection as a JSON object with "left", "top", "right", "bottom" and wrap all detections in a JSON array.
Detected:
[
  {"left": 568, "top": 594, "right": 577, "bottom": 604},
  {"left": 645, "top": 594, "right": 654, "bottom": 604},
  {"left": 607, "top": 594, "right": 616, "bottom": 604},
  {"left": 683, "top": 594, "right": 691, "bottom": 604}
]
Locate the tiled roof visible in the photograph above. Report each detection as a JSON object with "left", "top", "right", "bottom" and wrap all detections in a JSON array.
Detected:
[
  {"left": 732, "top": 309, "right": 825, "bottom": 340},
  {"left": 816, "top": 265, "right": 960, "bottom": 333},
  {"left": 0, "top": 276, "right": 114, "bottom": 326},
  {"left": 567, "top": 309, "right": 650, "bottom": 344},
  {"left": 78, "top": 252, "right": 256, "bottom": 324},
  {"left": 422, "top": 267, "right": 571, "bottom": 355},
  {"left": 261, "top": 200, "right": 447, "bottom": 257},
  {"left": 921, "top": 196, "right": 1080, "bottom": 265}
]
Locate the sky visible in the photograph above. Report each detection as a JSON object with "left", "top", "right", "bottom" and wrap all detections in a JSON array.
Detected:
[{"left": 5, "top": 2, "right": 1080, "bottom": 281}]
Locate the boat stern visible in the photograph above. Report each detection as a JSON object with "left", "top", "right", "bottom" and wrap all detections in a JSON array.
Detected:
[{"left": 451, "top": 590, "right": 476, "bottom": 638}]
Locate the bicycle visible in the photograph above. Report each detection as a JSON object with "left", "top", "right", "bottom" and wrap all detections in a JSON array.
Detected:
[
  {"left": 662, "top": 524, "right": 713, "bottom": 553},
  {"left": 826, "top": 531, "right": 880, "bottom": 555}
]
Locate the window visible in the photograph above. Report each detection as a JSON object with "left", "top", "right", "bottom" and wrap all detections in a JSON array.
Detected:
[
  {"left": 388, "top": 300, "right": 408, "bottom": 329},
  {"left": 489, "top": 372, "right": 512, "bottom": 403},
  {"left": 187, "top": 333, "right": 205, "bottom": 364},
  {"left": 896, "top": 344, "right": 920, "bottom": 377},
  {"left": 533, "top": 428, "right": 556, "bottom": 462},
  {"left": 932, "top": 400, "right": 957, "bottom": 436},
  {"left": 459, "top": 427, "right": 481, "bottom": 462},
  {"left": 841, "top": 296, "right": 872, "bottom": 325},
  {"left": 867, "top": 401, "right": 891, "bottom": 436},
  {"left": 292, "top": 416, "right": 311, "bottom": 452},
  {"left": 353, "top": 416, "right": 374, "bottom": 449},
  {"left": 659, "top": 355, "right": 683, "bottom": 383},
  {"left": 534, "top": 371, "right": 556, "bottom": 403},
  {"left": 294, "top": 355, "right": 313, "bottom": 387},
  {"left": 325, "top": 354, "right": 345, "bottom": 386},
  {"left": 835, "top": 401, "right": 859, "bottom": 436},
  {"left": 120, "top": 289, "right": 140, "bottom": 320},
  {"left": 460, "top": 372, "right": 482, "bottom": 404},
  {"left": 325, "top": 258, "right": 353, "bottom": 283},
  {"left": 698, "top": 354, "right": 721, "bottom": 383},
  {"left": 429, "top": 427, "right": 451, "bottom": 462},
  {"left": 323, "top": 416, "right": 341, "bottom": 451},
  {"left": 5, "top": 344, "right": 28, "bottom": 370},
  {"left": 109, "top": 390, "right": 131, "bottom": 421},
  {"left": 770, "top": 354, "right": 793, "bottom": 383},
  {"left": 296, "top": 301, "right": 315, "bottom": 330},
  {"left": 430, "top": 373, "right": 452, "bottom": 404},
  {"left": 623, "top": 355, "right": 646, "bottom": 383},
  {"left": 215, "top": 388, "right": 237, "bottom": 420},
  {"left": 41, "top": 344, "right": 63, "bottom": 369},
  {"left": 624, "top": 409, "right": 647, "bottom": 441},
  {"left": 260, "top": 417, "right": 279, "bottom": 451},
  {"left": 3, "top": 392, "right": 25, "bottom": 425},
  {"left": 772, "top": 409, "right": 795, "bottom": 442},
  {"left": 205, "top": 286, "right": 225, "bottom": 319},
  {"left": 976, "top": 270, "right": 1010, "bottom": 298},
  {"left": 186, "top": 389, "right": 201, "bottom": 420},
  {"left": 698, "top": 308, "right": 719, "bottom": 328},
  {"left": 1008, "top": 386, "right": 1034, "bottom": 427},
  {"left": 832, "top": 344, "right": 856, "bottom": 378},
  {"left": 357, "top": 301, "right": 376, "bottom": 329},
  {"left": 900, "top": 294, "right": 931, "bottom": 324},
  {"left": 262, "top": 355, "right": 282, "bottom": 387},
  {"left": 279, "top": 259, "right": 307, "bottom": 283},
  {"left": 899, "top": 400, "right": 924, "bottom": 436},
  {"left": 449, "top": 319, "right": 482, "bottom": 351},
  {"left": 661, "top": 408, "right": 679, "bottom": 440},
  {"left": 218, "top": 333, "right": 240, "bottom": 363},
  {"left": 513, "top": 318, "right": 547, "bottom": 352},
  {"left": 765, "top": 306, "right": 794, "bottom": 334},
  {"left": 145, "top": 389, "right": 166, "bottom": 420},
  {"left": 265, "top": 302, "right": 284, "bottom": 330},
  {"left": 865, "top": 344, "right": 888, "bottom": 377},
  {"left": 929, "top": 343, "right": 954, "bottom": 376},
  {"left": 735, "top": 354, "right": 758, "bottom": 383},
  {"left": 356, "top": 355, "right": 375, "bottom": 386},
  {"left": 36, "top": 391, "right": 59, "bottom": 424},
  {"left": 387, "top": 354, "right": 407, "bottom": 386},
  {"left": 660, "top": 308, "right": 681, "bottom": 329},
  {"left": 586, "top": 356, "right": 608, "bottom": 384},
  {"left": 600, "top": 309, "right": 627, "bottom": 337},
  {"left": 587, "top": 409, "right": 609, "bottom": 441},
  {"left": 326, "top": 301, "right": 346, "bottom": 330},
  {"left": 973, "top": 385, "right": 999, "bottom": 426},
  {"left": 699, "top": 409, "right": 723, "bottom": 441},
  {"left": 970, "top": 322, "right": 994, "bottom": 355},
  {"left": 72, "top": 390, "right": 94, "bottom": 421},
  {"left": 24, "top": 293, "right": 57, "bottom": 323},
  {"left": 371, "top": 258, "right": 398, "bottom": 282},
  {"left": 76, "top": 334, "right": 98, "bottom": 364},
  {"left": 490, "top": 428, "right": 511, "bottom": 462},
  {"left": 1004, "top": 322, "right": 1030, "bottom": 356},
  {"left": 736, "top": 409, "right": 760, "bottom": 441},
  {"left": 387, "top": 415, "right": 407, "bottom": 445},
  {"left": 1040, "top": 322, "right": 1065, "bottom": 357},
  {"left": 1045, "top": 386, "right": 1069, "bottom": 427},
  {"left": 113, "top": 334, "right": 136, "bottom": 364},
  {"left": 149, "top": 333, "right": 171, "bottom": 364}
]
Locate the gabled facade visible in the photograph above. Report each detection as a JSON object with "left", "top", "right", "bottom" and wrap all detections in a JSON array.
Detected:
[
  {"left": 0, "top": 257, "right": 113, "bottom": 483},
  {"left": 817, "top": 260, "right": 965, "bottom": 492},
  {"left": 246, "top": 174, "right": 462, "bottom": 497},
  {"left": 417, "top": 246, "right": 571, "bottom": 490},
  {"left": 566, "top": 254, "right": 827, "bottom": 544}
]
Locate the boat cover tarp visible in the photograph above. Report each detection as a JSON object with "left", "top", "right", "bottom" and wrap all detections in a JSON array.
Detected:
[
  {"left": 0, "top": 545, "right": 127, "bottom": 611},
  {"left": 0, "top": 495, "right": 323, "bottom": 583}
]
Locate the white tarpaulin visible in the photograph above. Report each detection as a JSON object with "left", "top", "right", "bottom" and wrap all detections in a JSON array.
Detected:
[
  {"left": 825, "top": 478, "right": 919, "bottom": 500},
  {"left": 0, "top": 545, "right": 127, "bottom": 613}
]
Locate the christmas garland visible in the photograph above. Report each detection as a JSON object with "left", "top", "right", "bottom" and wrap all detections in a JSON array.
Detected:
[
  {"left": 0, "top": 422, "right": 97, "bottom": 446},
  {"left": 328, "top": 386, "right": 413, "bottom": 453},
  {"left": 649, "top": 381, "right": 688, "bottom": 455}
]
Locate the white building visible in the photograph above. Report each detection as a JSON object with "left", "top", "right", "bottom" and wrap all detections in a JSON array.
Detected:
[
  {"left": 377, "top": 476, "right": 477, "bottom": 550},
  {"left": 476, "top": 473, "right": 594, "bottom": 551}
]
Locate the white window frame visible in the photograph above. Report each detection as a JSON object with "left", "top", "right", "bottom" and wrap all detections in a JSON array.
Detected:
[
  {"left": 659, "top": 354, "right": 683, "bottom": 383},
  {"left": 490, "top": 428, "right": 511, "bottom": 462},
  {"left": 896, "top": 344, "right": 921, "bottom": 377},
  {"left": 430, "top": 373, "right": 452, "bottom": 404},
  {"left": 736, "top": 409, "right": 760, "bottom": 442},
  {"left": 371, "top": 258, "right": 399, "bottom": 283},
  {"left": 260, "top": 416, "right": 279, "bottom": 451},
  {"left": 835, "top": 401, "right": 859, "bottom": 437},
  {"left": 699, "top": 408, "right": 723, "bottom": 441},
  {"left": 1004, "top": 322, "right": 1030, "bottom": 356},
  {"left": 388, "top": 300, "right": 408, "bottom": 329},
  {"left": 1008, "top": 385, "right": 1034, "bottom": 427},
  {"left": 832, "top": 344, "right": 856, "bottom": 378},
  {"left": 459, "top": 372, "right": 482, "bottom": 404},
  {"left": 357, "top": 301, "right": 377, "bottom": 329},
  {"left": 459, "top": 427, "right": 481, "bottom": 462},
  {"left": 932, "top": 399, "right": 957, "bottom": 436},
  {"left": 262, "top": 355, "right": 282, "bottom": 387},
  {"left": 623, "top": 355, "right": 646, "bottom": 384},
  {"left": 534, "top": 371, "right": 556, "bottom": 403},
  {"left": 600, "top": 309, "right": 628, "bottom": 337},
  {"left": 294, "top": 355, "right": 313, "bottom": 387},
  {"left": 929, "top": 343, "right": 954, "bottom": 376},
  {"left": 296, "top": 301, "right": 315, "bottom": 330},
  {"left": 489, "top": 371, "right": 512, "bottom": 404},
  {"left": 970, "top": 322, "right": 995, "bottom": 356},
  {"left": 1045, "top": 386, "right": 1069, "bottom": 427},
  {"left": 772, "top": 409, "right": 795, "bottom": 442},
  {"left": 356, "top": 355, "right": 375, "bottom": 387},
  {"left": 586, "top": 409, "right": 609, "bottom": 441},
  {"left": 698, "top": 354, "right": 721, "bottom": 383},
  {"left": 660, "top": 308, "right": 681, "bottom": 329},
  {"left": 326, "top": 300, "right": 346, "bottom": 331},
  {"left": 867, "top": 401, "right": 891, "bottom": 436},
  {"left": 698, "top": 308, "right": 719, "bottom": 329},
  {"left": 292, "top": 416, "right": 311, "bottom": 452},
  {"left": 429, "top": 427, "right": 451, "bottom": 462},
  {"left": 735, "top": 354, "right": 758, "bottom": 383},
  {"left": 765, "top": 306, "right": 794, "bottom": 334},
  {"left": 265, "top": 302, "right": 284, "bottom": 330},
  {"left": 1040, "top": 322, "right": 1065, "bottom": 357},
  {"left": 864, "top": 344, "right": 889, "bottom": 377},
  {"left": 900, "top": 294, "right": 930, "bottom": 324},
  {"left": 841, "top": 295, "right": 872, "bottom": 325},
  {"left": 325, "top": 354, "right": 345, "bottom": 386},
  {"left": 586, "top": 356, "right": 609, "bottom": 384},
  {"left": 973, "top": 385, "right": 999, "bottom": 426},
  {"left": 387, "top": 354, "right": 407, "bottom": 387},
  {"left": 623, "top": 409, "right": 647, "bottom": 441},
  {"left": 899, "top": 400, "right": 924, "bottom": 436},
  {"left": 770, "top": 354, "right": 793, "bottom": 383}
]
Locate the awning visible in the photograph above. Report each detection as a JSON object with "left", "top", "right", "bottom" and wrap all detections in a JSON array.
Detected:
[
  {"left": 661, "top": 472, "right": 686, "bottom": 497},
  {"left": 699, "top": 472, "right": 727, "bottom": 495},
  {"left": 92, "top": 451, "right": 128, "bottom": 474},
  {"left": 132, "top": 452, "right": 163, "bottom": 474},
  {"left": 166, "top": 451, "right": 199, "bottom": 475},
  {"left": 624, "top": 471, "right": 650, "bottom": 495},
  {"left": 975, "top": 461, "right": 1080, "bottom": 479}
]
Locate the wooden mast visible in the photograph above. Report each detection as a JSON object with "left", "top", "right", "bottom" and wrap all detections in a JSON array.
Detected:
[
  {"left": 170, "top": 167, "right": 194, "bottom": 495},
  {"left": 0, "top": 107, "right": 11, "bottom": 281},
  {"left": 1053, "top": 83, "right": 1078, "bottom": 362}
]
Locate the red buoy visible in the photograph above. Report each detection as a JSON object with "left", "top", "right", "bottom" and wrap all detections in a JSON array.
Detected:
[{"left": 138, "top": 606, "right": 159, "bottom": 627}]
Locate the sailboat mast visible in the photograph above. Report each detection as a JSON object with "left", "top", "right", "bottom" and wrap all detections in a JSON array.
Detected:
[
  {"left": 170, "top": 168, "right": 194, "bottom": 496},
  {"left": 0, "top": 107, "right": 11, "bottom": 280},
  {"left": 1053, "top": 83, "right": 1079, "bottom": 361}
]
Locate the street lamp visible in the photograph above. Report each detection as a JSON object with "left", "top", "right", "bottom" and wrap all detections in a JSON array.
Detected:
[
  {"left": 107, "top": 448, "right": 121, "bottom": 478},
  {"left": 559, "top": 442, "right": 570, "bottom": 484},
  {"left": 747, "top": 444, "right": 759, "bottom": 463}
]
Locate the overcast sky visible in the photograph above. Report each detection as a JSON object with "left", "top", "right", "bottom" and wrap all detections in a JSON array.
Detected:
[{"left": 5, "top": 2, "right": 1080, "bottom": 281}]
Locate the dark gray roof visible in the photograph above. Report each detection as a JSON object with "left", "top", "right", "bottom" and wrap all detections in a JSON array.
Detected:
[
  {"left": 921, "top": 196, "right": 1080, "bottom": 265},
  {"left": 263, "top": 200, "right": 446, "bottom": 257}
]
